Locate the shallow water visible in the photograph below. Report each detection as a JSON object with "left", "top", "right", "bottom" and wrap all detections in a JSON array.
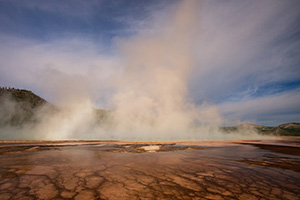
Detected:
[{"left": 0, "top": 139, "right": 299, "bottom": 199}]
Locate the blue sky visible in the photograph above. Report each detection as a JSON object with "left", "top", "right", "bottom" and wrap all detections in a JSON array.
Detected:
[
  {"left": 0, "top": 0, "right": 300, "bottom": 126},
  {"left": 0, "top": 0, "right": 173, "bottom": 44}
]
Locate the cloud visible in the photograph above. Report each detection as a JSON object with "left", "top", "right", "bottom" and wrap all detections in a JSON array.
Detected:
[
  {"left": 220, "top": 89, "right": 300, "bottom": 126},
  {"left": 0, "top": 34, "right": 121, "bottom": 107},
  {"left": 0, "top": 0, "right": 175, "bottom": 41},
  {"left": 189, "top": 0, "right": 300, "bottom": 103},
  {"left": 0, "top": 0, "right": 299, "bottom": 128}
]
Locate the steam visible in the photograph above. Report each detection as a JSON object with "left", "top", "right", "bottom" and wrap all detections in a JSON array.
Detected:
[
  {"left": 111, "top": 1, "right": 220, "bottom": 139},
  {"left": 0, "top": 1, "right": 266, "bottom": 141}
]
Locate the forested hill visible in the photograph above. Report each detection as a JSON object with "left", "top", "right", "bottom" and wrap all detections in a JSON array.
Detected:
[
  {"left": 0, "top": 87, "right": 50, "bottom": 126},
  {"left": 222, "top": 122, "right": 300, "bottom": 136},
  {"left": 0, "top": 87, "right": 107, "bottom": 128},
  {"left": 0, "top": 87, "right": 47, "bottom": 108}
]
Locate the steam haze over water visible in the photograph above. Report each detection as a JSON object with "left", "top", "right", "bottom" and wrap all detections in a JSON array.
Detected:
[{"left": 0, "top": 0, "right": 300, "bottom": 140}]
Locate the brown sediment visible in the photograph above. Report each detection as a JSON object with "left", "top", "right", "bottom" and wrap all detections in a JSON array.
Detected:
[
  {"left": 237, "top": 142, "right": 300, "bottom": 171},
  {"left": 249, "top": 143, "right": 300, "bottom": 156},
  {"left": 0, "top": 139, "right": 299, "bottom": 199},
  {"left": 238, "top": 156, "right": 300, "bottom": 172},
  {"left": 239, "top": 143, "right": 300, "bottom": 156}
]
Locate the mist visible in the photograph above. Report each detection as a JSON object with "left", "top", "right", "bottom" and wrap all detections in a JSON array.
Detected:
[
  {"left": 107, "top": 1, "right": 260, "bottom": 140},
  {"left": 0, "top": 1, "right": 279, "bottom": 141}
]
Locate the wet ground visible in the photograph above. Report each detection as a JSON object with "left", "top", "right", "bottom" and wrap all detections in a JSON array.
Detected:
[{"left": 0, "top": 138, "right": 299, "bottom": 200}]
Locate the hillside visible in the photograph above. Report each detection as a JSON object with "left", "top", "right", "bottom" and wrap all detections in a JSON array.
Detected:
[
  {"left": 222, "top": 122, "right": 300, "bottom": 136},
  {"left": 0, "top": 87, "right": 109, "bottom": 128},
  {"left": 257, "top": 122, "right": 300, "bottom": 136},
  {"left": 0, "top": 87, "right": 46, "bottom": 107},
  {"left": 0, "top": 87, "right": 51, "bottom": 126}
]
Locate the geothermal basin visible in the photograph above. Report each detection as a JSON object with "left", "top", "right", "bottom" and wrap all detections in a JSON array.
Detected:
[{"left": 0, "top": 138, "right": 299, "bottom": 199}]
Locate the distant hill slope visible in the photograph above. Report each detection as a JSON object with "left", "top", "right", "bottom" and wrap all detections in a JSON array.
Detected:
[
  {"left": 258, "top": 122, "right": 300, "bottom": 136},
  {"left": 0, "top": 87, "right": 51, "bottom": 126},
  {"left": 0, "top": 87, "right": 110, "bottom": 128},
  {"left": 222, "top": 122, "right": 300, "bottom": 136},
  {"left": 0, "top": 87, "right": 47, "bottom": 107}
]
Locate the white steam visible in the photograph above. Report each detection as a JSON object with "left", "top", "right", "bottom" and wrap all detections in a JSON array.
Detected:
[
  {"left": 0, "top": 1, "right": 267, "bottom": 141},
  {"left": 111, "top": 1, "right": 221, "bottom": 139}
]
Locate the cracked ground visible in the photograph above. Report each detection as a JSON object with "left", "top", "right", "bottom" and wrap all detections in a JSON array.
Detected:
[{"left": 0, "top": 140, "right": 299, "bottom": 200}]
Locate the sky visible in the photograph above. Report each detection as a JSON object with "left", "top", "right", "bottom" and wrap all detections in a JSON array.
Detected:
[{"left": 0, "top": 0, "right": 300, "bottom": 126}]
